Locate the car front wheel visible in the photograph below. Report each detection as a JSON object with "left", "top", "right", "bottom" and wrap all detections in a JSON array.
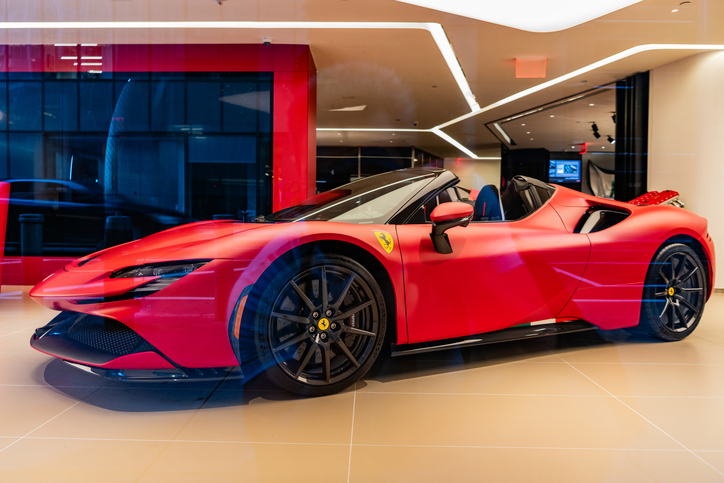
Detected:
[{"left": 242, "top": 252, "right": 387, "bottom": 396}]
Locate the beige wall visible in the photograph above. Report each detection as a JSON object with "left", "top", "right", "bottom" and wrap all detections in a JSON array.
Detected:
[
  {"left": 649, "top": 51, "right": 724, "bottom": 288},
  {"left": 443, "top": 151, "right": 501, "bottom": 190}
]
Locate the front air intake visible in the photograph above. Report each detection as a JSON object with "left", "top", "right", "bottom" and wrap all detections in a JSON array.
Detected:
[{"left": 65, "top": 315, "right": 153, "bottom": 356}]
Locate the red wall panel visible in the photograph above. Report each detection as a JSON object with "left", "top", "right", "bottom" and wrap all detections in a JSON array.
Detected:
[
  {"left": 0, "top": 182, "right": 9, "bottom": 287},
  {"left": 1, "top": 43, "right": 317, "bottom": 285}
]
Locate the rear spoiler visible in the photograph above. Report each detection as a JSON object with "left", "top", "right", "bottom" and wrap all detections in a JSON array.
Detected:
[{"left": 628, "top": 190, "right": 684, "bottom": 208}]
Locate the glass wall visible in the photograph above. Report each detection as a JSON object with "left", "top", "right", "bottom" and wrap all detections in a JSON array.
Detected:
[{"left": 1, "top": 70, "right": 273, "bottom": 256}]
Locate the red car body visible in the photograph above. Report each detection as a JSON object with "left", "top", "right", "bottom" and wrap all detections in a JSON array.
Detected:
[{"left": 28, "top": 170, "right": 715, "bottom": 382}]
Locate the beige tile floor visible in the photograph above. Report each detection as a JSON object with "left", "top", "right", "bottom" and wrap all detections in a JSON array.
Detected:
[{"left": 1, "top": 284, "right": 724, "bottom": 482}]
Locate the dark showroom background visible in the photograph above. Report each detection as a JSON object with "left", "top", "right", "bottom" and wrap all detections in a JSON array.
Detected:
[{"left": 2, "top": 1, "right": 724, "bottom": 482}]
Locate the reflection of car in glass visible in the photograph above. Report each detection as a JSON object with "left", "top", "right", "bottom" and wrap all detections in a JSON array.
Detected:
[
  {"left": 2, "top": 179, "right": 190, "bottom": 256},
  {"left": 29, "top": 169, "right": 715, "bottom": 396}
]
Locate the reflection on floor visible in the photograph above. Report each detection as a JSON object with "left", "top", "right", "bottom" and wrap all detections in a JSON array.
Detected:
[{"left": 2, "top": 285, "right": 724, "bottom": 482}]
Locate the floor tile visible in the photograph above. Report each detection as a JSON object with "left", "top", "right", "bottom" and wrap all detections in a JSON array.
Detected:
[
  {"left": 349, "top": 446, "right": 724, "bottom": 483},
  {"left": 360, "top": 360, "right": 608, "bottom": 396},
  {"left": 555, "top": 335, "right": 724, "bottom": 365},
  {"left": 30, "top": 386, "right": 213, "bottom": 440},
  {"left": 571, "top": 362, "right": 724, "bottom": 397},
  {"left": 352, "top": 393, "right": 680, "bottom": 450},
  {"left": 620, "top": 397, "right": 724, "bottom": 451},
  {"left": 174, "top": 389, "right": 355, "bottom": 444},
  {"left": 138, "top": 441, "right": 349, "bottom": 483},
  {"left": 0, "top": 386, "right": 94, "bottom": 437},
  {"left": 695, "top": 451, "right": 724, "bottom": 475},
  {"left": 0, "top": 438, "right": 168, "bottom": 483}
]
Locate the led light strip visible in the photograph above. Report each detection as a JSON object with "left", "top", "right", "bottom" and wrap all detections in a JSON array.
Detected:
[
  {"left": 329, "top": 44, "right": 724, "bottom": 159},
  {"left": 1, "top": 20, "right": 722, "bottom": 159},
  {"left": 438, "top": 43, "right": 724, "bottom": 130},
  {"left": 316, "top": 127, "right": 501, "bottom": 160},
  {"left": 0, "top": 21, "right": 478, "bottom": 112}
]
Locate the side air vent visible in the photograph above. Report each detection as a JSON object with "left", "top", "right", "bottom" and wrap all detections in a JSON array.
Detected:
[{"left": 575, "top": 208, "right": 630, "bottom": 234}]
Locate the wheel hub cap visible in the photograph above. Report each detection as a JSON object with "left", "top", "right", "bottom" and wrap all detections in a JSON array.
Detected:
[{"left": 317, "top": 318, "right": 330, "bottom": 331}]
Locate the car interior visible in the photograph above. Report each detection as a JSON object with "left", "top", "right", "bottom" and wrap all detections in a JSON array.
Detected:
[{"left": 413, "top": 175, "right": 557, "bottom": 224}]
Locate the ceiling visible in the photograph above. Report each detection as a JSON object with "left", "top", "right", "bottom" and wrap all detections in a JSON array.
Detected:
[
  {"left": 1, "top": 0, "right": 722, "bottom": 158},
  {"left": 490, "top": 85, "right": 617, "bottom": 154}
]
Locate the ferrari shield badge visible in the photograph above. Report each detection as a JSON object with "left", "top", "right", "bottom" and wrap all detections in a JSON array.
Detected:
[{"left": 374, "top": 230, "right": 394, "bottom": 254}]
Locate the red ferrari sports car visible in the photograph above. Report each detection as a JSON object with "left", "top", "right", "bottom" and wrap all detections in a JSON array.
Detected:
[{"left": 29, "top": 169, "right": 715, "bottom": 396}]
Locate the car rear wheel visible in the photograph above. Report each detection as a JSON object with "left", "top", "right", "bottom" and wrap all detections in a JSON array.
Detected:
[
  {"left": 242, "top": 252, "right": 387, "bottom": 396},
  {"left": 640, "top": 243, "right": 707, "bottom": 341}
]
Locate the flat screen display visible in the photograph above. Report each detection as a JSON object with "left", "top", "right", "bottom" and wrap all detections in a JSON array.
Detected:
[{"left": 549, "top": 159, "right": 581, "bottom": 183}]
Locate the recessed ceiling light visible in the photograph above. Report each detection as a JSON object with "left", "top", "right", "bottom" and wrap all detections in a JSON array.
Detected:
[
  {"left": 329, "top": 105, "right": 367, "bottom": 112},
  {"left": 550, "top": 115, "right": 555, "bottom": 118},
  {"left": 526, "top": 131, "right": 530, "bottom": 134},
  {"left": 571, "top": 146, "right": 576, "bottom": 149},
  {"left": 589, "top": 103, "right": 595, "bottom": 106},
  {"left": 395, "top": 0, "right": 643, "bottom": 32},
  {"left": 530, "top": 138, "right": 534, "bottom": 140},
  {"left": 672, "top": 8, "right": 679, "bottom": 12},
  {"left": 521, "top": 123, "right": 526, "bottom": 126}
]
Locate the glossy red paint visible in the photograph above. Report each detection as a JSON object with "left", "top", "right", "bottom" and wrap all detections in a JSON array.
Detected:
[
  {"left": 430, "top": 202, "right": 473, "bottom": 223},
  {"left": 0, "top": 182, "right": 8, "bottom": 287},
  {"left": 0, "top": 44, "right": 317, "bottom": 286}
]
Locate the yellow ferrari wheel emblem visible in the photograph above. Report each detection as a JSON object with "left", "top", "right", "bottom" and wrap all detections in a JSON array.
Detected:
[
  {"left": 374, "top": 230, "right": 394, "bottom": 254},
  {"left": 318, "top": 318, "right": 330, "bottom": 331},
  {"left": 668, "top": 287, "right": 675, "bottom": 296}
]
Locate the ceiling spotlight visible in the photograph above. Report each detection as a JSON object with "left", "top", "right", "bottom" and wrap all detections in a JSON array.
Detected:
[
  {"left": 593, "top": 131, "right": 601, "bottom": 139},
  {"left": 607, "top": 135, "right": 615, "bottom": 144},
  {"left": 591, "top": 123, "right": 599, "bottom": 132},
  {"left": 611, "top": 112, "right": 617, "bottom": 124}
]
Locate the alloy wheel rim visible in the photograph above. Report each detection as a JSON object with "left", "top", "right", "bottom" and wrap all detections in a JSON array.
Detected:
[
  {"left": 654, "top": 252, "right": 704, "bottom": 332},
  {"left": 268, "top": 264, "right": 379, "bottom": 386}
]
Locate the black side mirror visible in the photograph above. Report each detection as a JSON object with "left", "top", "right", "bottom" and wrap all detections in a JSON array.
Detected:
[{"left": 429, "top": 202, "right": 473, "bottom": 254}]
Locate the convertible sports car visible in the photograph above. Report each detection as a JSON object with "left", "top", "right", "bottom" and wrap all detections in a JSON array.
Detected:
[{"left": 29, "top": 168, "right": 715, "bottom": 396}]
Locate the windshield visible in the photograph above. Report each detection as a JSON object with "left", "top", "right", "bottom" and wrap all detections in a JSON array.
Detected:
[{"left": 261, "top": 170, "right": 437, "bottom": 224}]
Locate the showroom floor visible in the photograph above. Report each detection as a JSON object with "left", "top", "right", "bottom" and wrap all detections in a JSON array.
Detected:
[{"left": 1, "top": 285, "right": 724, "bottom": 482}]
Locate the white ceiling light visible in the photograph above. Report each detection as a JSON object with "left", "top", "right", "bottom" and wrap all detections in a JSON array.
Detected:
[
  {"left": 0, "top": 21, "right": 478, "bottom": 112},
  {"left": 395, "top": 0, "right": 642, "bottom": 33},
  {"left": 220, "top": 91, "right": 271, "bottom": 113},
  {"left": 329, "top": 105, "right": 367, "bottom": 112}
]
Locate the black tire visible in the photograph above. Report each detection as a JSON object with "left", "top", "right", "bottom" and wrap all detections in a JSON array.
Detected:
[
  {"left": 240, "top": 252, "right": 387, "bottom": 396},
  {"left": 640, "top": 243, "right": 707, "bottom": 341}
]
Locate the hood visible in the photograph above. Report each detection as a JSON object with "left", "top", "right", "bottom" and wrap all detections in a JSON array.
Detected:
[{"left": 67, "top": 220, "right": 268, "bottom": 272}]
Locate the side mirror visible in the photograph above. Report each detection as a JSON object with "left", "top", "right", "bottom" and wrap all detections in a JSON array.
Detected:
[{"left": 429, "top": 202, "right": 473, "bottom": 254}]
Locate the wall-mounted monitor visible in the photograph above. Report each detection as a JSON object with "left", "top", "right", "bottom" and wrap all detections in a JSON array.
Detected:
[{"left": 549, "top": 159, "right": 581, "bottom": 183}]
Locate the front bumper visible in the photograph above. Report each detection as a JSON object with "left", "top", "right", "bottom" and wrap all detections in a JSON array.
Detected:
[{"left": 31, "top": 311, "right": 242, "bottom": 382}]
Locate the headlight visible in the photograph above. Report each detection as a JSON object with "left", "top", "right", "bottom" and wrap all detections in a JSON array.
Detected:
[
  {"left": 78, "top": 260, "right": 212, "bottom": 305},
  {"left": 111, "top": 261, "right": 209, "bottom": 279}
]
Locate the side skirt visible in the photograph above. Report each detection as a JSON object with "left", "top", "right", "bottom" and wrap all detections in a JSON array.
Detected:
[{"left": 391, "top": 320, "right": 596, "bottom": 357}]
